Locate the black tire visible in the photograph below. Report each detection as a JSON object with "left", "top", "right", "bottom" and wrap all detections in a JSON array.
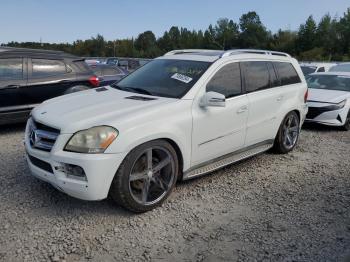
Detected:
[
  {"left": 273, "top": 111, "right": 300, "bottom": 154},
  {"left": 64, "top": 85, "right": 90, "bottom": 94},
  {"left": 341, "top": 110, "right": 350, "bottom": 131},
  {"left": 110, "top": 140, "right": 179, "bottom": 213}
]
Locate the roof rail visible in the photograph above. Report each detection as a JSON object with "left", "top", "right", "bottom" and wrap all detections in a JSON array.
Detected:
[
  {"left": 0, "top": 46, "right": 65, "bottom": 54},
  {"left": 220, "top": 49, "right": 291, "bottom": 58},
  {"left": 164, "top": 49, "right": 220, "bottom": 56}
]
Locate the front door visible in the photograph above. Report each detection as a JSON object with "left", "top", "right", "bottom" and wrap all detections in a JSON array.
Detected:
[{"left": 191, "top": 62, "right": 248, "bottom": 166}]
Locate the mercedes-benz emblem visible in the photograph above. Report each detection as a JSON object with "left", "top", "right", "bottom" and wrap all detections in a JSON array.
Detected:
[{"left": 30, "top": 130, "right": 39, "bottom": 146}]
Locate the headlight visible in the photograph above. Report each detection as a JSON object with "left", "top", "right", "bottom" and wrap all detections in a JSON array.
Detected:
[
  {"left": 65, "top": 126, "right": 118, "bottom": 153},
  {"left": 335, "top": 99, "right": 346, "bottom": 109}
]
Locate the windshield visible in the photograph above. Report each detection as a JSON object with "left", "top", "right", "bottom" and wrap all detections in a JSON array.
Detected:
[
  {"left": 301, "top": 66, "right": 316, "bottom": 75},
  {"left": 307, "top": 74, "right": 350, "bottom": 92},
  {"left": 111, "top": 59, "right": 211, "bottom": 98},
  {"left": 329, "top": 64, "right": 350, "bottom": 72}
]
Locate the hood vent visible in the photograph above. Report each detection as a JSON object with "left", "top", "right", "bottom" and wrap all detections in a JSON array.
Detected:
[
  {"left": 125, "top": 96, "right": 157, "bottom": 101},
  {"left": 95, "top": 87, "right": 108, "bottom": 92}
]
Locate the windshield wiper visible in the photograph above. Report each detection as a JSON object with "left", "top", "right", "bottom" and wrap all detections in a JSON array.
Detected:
[{"left": 112, "top": 85, "right": 154, "bottom": 96}]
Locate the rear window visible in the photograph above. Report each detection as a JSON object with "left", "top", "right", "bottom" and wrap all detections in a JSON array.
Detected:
[
  {"left": 0, "top": 58, "right": 23, "bottom": 80},
  {"left": 75, "top": 60, "right": 92, "bottom": 72},
  {"left": 103, "top": 67, "right": 123, "bottom": 75},
  {"left": 32, "top": 59, "right": 67, "bottom": 77},
  {"left": 274, "top": 62, "right": 301, "bottom": 85}
]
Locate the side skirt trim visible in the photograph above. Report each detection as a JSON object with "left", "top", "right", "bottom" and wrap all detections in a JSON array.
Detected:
[{"left": 183, "top": 140, "right": 274, "bottom": 180}]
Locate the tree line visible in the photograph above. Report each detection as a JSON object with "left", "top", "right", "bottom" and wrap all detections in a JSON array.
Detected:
[{"left": 2, "top": 9, "right": 350, "bottom": 61}]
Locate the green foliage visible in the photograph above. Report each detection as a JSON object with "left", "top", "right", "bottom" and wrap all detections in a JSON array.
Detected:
[{"left": 2, "top": 8, "right": 350, "bottom": 61}]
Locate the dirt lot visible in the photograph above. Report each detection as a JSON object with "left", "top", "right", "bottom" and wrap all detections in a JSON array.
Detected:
[{"left": 0, "top": 123, "right": 349, "bottom": 262}]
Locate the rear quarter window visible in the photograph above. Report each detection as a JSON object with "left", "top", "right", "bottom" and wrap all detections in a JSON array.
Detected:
[{"left": 274, "top": 62, "right": 301, "bottom": 85}]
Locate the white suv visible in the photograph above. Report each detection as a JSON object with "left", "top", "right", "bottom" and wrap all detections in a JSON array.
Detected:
[{"left": 25, "top": 49, "right": 308, "bottom": 212}]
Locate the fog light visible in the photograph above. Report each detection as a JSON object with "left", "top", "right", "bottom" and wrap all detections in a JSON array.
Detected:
[{"left": 55, "top": 163, "right": 87, "bottom": 181}]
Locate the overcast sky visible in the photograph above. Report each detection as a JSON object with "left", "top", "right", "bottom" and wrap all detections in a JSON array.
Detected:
[{"left": 1, "top": 0, "right": 349, "bottom": 44}]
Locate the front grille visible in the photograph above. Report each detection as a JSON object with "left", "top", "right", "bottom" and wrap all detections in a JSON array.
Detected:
[
  {"left": 28, "top": 155, "right": 53, "bottom": 173},
  {"left": 306, "top": 106, "right": 336, "bottom": 119},
  {"left": 28, "top": 119, "right": 60, "bottom": 152}
]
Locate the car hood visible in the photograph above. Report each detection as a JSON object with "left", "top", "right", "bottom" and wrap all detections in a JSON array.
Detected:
[
  {"left": 31, "top": 86, "right": 177, "bottom": 134},
  {"left": 308, "top": 88, "right": 350, "bottom": 104}
]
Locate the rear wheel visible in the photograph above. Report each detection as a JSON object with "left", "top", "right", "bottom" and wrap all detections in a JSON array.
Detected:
[
  {"left": 110, "top": 140, "right": 178, "bottom": 213},
  {"left": 273, "top": 111, "right": 300, "bottom": 154},
  {"left": 342, "top": 110, "right": 350, "bottom": 131}
]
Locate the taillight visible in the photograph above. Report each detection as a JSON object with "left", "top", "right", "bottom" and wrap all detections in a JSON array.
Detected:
[
  {"left": 304, "top": 89, "right": 308, "bottom": 103},
  {"left": 89, "top": 76, "right": 99, "bottom": 87}
]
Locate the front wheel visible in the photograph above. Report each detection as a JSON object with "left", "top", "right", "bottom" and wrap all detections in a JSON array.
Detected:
[
  {"left": 110, "top": 140, "right": 179, "bottom": 213},
  {"left": 273, "top": 111, "right": 300, "bottom": 154}
]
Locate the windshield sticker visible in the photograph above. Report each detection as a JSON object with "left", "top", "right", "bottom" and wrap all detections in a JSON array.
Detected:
[{"left": 171, "top": 73, "right": 193, "bottom": 84}]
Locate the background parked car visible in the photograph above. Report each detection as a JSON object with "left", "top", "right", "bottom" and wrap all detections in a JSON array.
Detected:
[
  {"left": 89, "top": 64, "right": 127, "bottom": 86},
  {"left": 0, "top": 47, "right": 99, "bottom": 125},
  {"left": 300, "top": 62, "right": 337, "bottom": 76},
  {"left": 329, "top": 62, "right": 350, "bottom": 72},
  {"left": 306, "top": 72, "right": 350, "bottom": 130},
  {"left": 105, "top": 57, "right": 119, "bottom": 65},
  {"left": 117, "top": 58, "right": 141, "bottom": 72}
]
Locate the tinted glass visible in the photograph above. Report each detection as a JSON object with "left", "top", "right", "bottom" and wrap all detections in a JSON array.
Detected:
[
  {"left": 274, "top": 62, "right": 301, "bottom": 85},
  {"left": 307, "top": 74, "right": 350, "bottom": 92},
  {"left": 317, "top": 67, "right": 325, "bottom": 72},
  {"left": 329, "top": 64, "right": 350, "bottom": 72},
  {"left": 32, "top": 59, "right": 66, "bottom": 77},
  {"left": 75, "top": 60, "right": 91, "bottom": 72},
  {"left": 206, "top": 63, "right": 241, "bottom": 98},
  {"left": 112, "top": 59, "right": 211, "bottom": 98},
  {"left": 0, "top": 58, "right": 23, "bottom": 80},
  {"left": 301, "top": 66, "right": 316, "bottom": 75},
  {"left": 103, "top": 67, "right": 122, "bottom": 75},
  {"left": 242, "top": 61, "right": 270, "bottom": 92}
]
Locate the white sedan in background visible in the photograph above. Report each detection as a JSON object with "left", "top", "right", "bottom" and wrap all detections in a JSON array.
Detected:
[{"left": 306, "top": 72, "right": 350, "bottom": 130}]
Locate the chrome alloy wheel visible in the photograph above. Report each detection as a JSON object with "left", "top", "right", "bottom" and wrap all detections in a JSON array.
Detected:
[
  {"left": 282, "top": 114, "right": 299, "bottom": 150},
  {"left": 128, "top": 146, "right": 176, "bottom": 205}
]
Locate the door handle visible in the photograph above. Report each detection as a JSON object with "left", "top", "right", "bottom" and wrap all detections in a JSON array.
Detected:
[
  {"left": 237, "top": 105, "right": 248, "bottom": 114},
  {"left": 277, "top": 95, "right": 284, "bottom": 102},
  {"left": 0, "top": 85, "right": 20, "bottom": 90}
]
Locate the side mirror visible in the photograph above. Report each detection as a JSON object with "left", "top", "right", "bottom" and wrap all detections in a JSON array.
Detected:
[{"left": 200, "top": 91, "right": 226, "bottom": 107}]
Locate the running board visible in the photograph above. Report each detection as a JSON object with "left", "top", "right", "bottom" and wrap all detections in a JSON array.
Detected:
[{"left": 183, "top": 141, "right": 274, "bottom": 180}]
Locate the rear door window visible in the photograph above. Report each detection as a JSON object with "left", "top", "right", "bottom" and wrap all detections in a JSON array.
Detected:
[
  {"left": 274, "top": 62, "right": 301, "bottom": 85},
  {"left": 241, "top": 61, "right": 270, "bottom": 92},
  {"left": 32, "top": 59, "right": 67, "bottom": 78},
  {"left": 0, "top": 58, "right": 23, "bottom": 80},
  {"left": 206, "top": 62, "right": 242, "bottom": 98}
]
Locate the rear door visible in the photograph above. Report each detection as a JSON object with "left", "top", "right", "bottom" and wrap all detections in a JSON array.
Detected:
[
  {"left": 242, "top": 61, "right": 283, "bottom": 146},
  {"left": 0, "top": 57, "right": 27, "bottom": 111},
  {"left": 25, "top": 58, "right": 75, "bottom": 104}
]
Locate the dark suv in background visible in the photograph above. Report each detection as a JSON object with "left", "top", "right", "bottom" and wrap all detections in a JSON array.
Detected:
[{"left": 0, "top": 47, "right": 99, "bottom": 125}]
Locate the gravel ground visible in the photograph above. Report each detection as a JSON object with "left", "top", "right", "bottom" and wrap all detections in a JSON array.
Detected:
[{"left": 0, "top": 123, "right": 349, "bottom": 262}]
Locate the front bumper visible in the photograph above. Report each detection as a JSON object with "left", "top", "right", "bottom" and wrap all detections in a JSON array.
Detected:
[
  {"left": 305, "top": 103, "right": 348, "bottom": 126},
  {"left": 24, "top": 122, "right": 127, "bottom": 201}
]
